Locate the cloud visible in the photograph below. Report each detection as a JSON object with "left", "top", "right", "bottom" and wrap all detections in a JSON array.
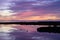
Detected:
[
  {"left": 2, "top": 15, "right": 60, "bottom": 21},
  {"left": 22, "top": 16, "right": 59, "bottom": 20},
  {"left": 8, "top": 0, "right": 60, "bottom": 14},
  {"left": 17, "top": 10, "right": 37, "bottom": 17},
  {"left": 0, "top": 0, "right": 60, "bottom": 21},
  {"left": 9, "top": 0, "right": 58, "bottom": 11}
]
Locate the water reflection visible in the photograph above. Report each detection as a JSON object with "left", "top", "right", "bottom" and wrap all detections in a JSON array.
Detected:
[
  {"left": 0, "top": 24, "right": 17, "bottom": 40},
  {"left": 0, "top": 24, "right": 60, "bottom": 40}
]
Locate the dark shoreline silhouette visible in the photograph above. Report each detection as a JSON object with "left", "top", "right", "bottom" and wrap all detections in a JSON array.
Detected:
[
  {"left": 37, "top": 27, "right": 60, "bottom": 33},
  {"left": 0, "top": 21, "right": 60, "bottom": 25}
]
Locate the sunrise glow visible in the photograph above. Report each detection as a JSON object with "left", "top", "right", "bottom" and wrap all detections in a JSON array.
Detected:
[
  {"left": 0, "top": 0, "right": 60, "bottom": 21},
  {"left": 0, "top": 10, "right": 16, "bottom": 16}
]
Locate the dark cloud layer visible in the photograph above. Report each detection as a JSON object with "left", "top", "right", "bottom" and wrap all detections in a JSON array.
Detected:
[
  {"left": 0, "top": 0, "right": 60, "bottom": 13},
  {"left": 8, "top": 0, "right": 60, "bottom": 14},
  {"left": 0, "top": 0, "right": 60, "bottom": 11}
]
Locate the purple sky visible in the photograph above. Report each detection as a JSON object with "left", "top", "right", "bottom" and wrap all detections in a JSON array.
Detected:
[{"left": 0, "top": 0, "right": 60, "bottom": 21}]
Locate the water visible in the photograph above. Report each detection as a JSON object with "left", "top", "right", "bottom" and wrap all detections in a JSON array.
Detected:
[
  {"left": 0, "top": 32, "right": 15, "bottom": 40},
  {"left": 0, "top": 24, "right": 60, "bottom": 40}
]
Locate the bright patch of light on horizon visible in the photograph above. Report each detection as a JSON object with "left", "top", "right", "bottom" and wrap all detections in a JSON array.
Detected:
[
  {"left": 0, "top": 25, "right": 17, "bottom": 33},
  {"left": 0, "top": 10, "right": 16, "bottom": 16}
]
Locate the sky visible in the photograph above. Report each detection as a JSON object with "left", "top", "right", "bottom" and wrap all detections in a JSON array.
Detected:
[{"left": 0, "top": 0, "right": 60, "bottom": 21}]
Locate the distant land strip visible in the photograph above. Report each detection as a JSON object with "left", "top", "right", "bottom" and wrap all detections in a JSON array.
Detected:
[{"left": 0, "top": 21, "right": 60, "bottom": 25}]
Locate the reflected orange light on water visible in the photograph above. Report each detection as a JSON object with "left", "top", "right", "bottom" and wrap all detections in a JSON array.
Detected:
[{"left": 0, "top": 24, "right": 37, "bottom": 32}]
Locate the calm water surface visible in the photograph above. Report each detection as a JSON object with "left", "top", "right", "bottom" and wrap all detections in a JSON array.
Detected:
[{"left": 0, "top": 24, "right": 60, "bottom": 40}]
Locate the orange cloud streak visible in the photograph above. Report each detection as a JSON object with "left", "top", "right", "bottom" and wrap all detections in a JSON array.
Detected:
[
  {"left": 0, "top": 15, "right": 59, "bottom": 21},
  {"left": 0, "top": 11, "right": 60, "bottom": 21}
]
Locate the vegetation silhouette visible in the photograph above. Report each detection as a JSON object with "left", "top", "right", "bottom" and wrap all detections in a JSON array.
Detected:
[
  {"left": 37, "top": 27, "right": 60, "bottom": 33},
  {"left": 0, "top": 21, "right": 60, "bottom": 25}
]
